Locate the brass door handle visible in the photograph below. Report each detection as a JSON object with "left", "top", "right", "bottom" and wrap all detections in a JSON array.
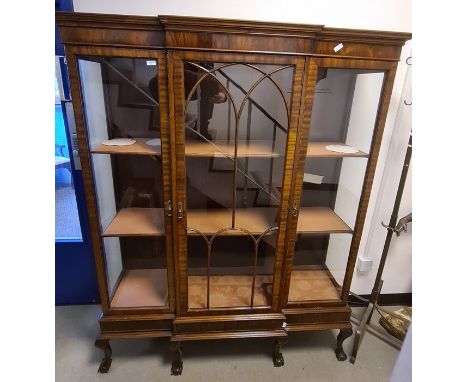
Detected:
[
  {"left": 292, "top": 203, "right": 299, "bottom": 217},
  {"left": 166, "top": 200, "right": 173, "bottom": 217},
  {"left": 177, "top": 202, "right": 183, "bottom": 220}
]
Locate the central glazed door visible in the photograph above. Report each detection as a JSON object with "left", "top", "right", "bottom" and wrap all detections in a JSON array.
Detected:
[{"left": 170, "top": 51, "right": 305, "bottom": 315}]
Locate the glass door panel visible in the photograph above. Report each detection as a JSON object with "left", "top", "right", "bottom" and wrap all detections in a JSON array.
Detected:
[
  {"left": 288, "top": 68, "right": 385, "bottom": 303},
  {"left": 77, "top": 56, "right": 169, "bottom": 308},
  {"left": 181, "top": 60, "right": 293, "bottom": 310}
]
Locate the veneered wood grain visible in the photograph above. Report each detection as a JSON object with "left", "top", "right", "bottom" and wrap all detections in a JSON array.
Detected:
[
  {"left": 57, "top": 12, "right": 411, "bottom": 349},
  {"left": 64, "top": 46, "right": 175, "bottom": 318}
]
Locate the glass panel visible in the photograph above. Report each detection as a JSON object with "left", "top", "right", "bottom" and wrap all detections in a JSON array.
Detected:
[
  {"left": 288, "top": 68, "right": 384, "bottom": 303},
  {"left": 55, "top": 70, "right": 83, "bottom": 240},
  {"left": 183, "top": 61, "right": 293, "bottom": 310},
  {"left": 77, "top": 56, "right": 168, "bottom": 307}
]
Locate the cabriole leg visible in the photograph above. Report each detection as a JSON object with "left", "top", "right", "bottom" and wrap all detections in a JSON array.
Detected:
[
  {"left": 273, "top": 337, "right": 287, "bottom": 367},
  {"left": 94, "top": 339, "right": 112, "bottom": 373},
  {"left": 171, "top": 341, "right": 183, "bottom": 376},
  {"left": 335, "top": 327, "right": 353, "bottom": 361}
]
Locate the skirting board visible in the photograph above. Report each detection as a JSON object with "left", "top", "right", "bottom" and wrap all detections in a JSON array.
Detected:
[{"left": 348, "top": 293, "right": 412, "bottom": 307}]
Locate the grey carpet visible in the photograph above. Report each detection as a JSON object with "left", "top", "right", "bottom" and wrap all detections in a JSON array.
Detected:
[
  {"left": 56, "top": 305, "right": 400, "bottom": 382},
  {"left": 55, "top": 183, "right": 82, "bottom": 239}
]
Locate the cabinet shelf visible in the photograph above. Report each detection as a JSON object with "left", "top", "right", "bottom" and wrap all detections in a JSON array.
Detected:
[
  {"left": 185, "top": 141, "right": 366, "bottom": 158},
  {"left": 186, "top": 208, "right": 276, "bottom": 236},
  {"left": 187, "top": 207, "right": 352, "bottom": 235},
  {"left": 102, "top": 207, "right": 352, "bottom": 237},
  {"left": 296, "top": 207, "right": 352, "bottom": 234},
  {"left": 91, "top": 138, "right": 161, "bottom": 155},
  {"left": 187, "top": 267, "right": 342, "bottom": 309},
  {"left": 306, "top": 142, "right": 368, "bottom": 158},
  {"left": 90, "top": 139, "right": 367, "bottom": 159},
  {"left": 185, "top": 140, "right": 280, "bottom": 158},
  {"left": 111, "top": 269, "right": 168, "bottom": 308},
  {"left": 288, "top": 267, "right": 341, "bottom": 302},
  {"left": 188, "top": 274, "right": 272, "bottom": 309},
  {"left": 102, "top": 208, "right": 165, "bottom": 237}
]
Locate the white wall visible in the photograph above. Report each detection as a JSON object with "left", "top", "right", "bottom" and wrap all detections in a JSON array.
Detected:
[
  {"left": 73, "top": 0, "right": 412, "bottom": 295},
  {"left": 354, "top": 63, "right": 412, "bottom": 294},
  {"left": 73, "top": 0, "right": 411, "bottom": 32}
]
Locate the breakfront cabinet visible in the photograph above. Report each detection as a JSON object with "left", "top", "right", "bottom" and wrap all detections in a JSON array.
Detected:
[{"left": 56, "top": 12, "right": 411, "bottom": 375}]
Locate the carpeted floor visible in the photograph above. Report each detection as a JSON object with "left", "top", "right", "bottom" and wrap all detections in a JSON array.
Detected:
[
  {"left": 55, "top": 305, "right": 401, "bottom": 382},
  {"left": 55, "top": 182, "right": 82, "bottom": 239}
]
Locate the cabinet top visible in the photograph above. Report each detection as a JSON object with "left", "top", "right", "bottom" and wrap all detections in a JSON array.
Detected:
[{"left": 56, "top": 12, "right": 411, "bottom": 60}]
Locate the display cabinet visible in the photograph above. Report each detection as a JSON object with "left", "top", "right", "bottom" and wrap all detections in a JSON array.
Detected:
[{"left": 56, "top": 12, "right": 411, "bottom": 375}]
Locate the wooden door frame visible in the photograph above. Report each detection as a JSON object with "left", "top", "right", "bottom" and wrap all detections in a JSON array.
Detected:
[
  {"left": 168, "top": 50, "right": 306, "bottom": 315},
  {"left": 65, "top": 45, "right": 175, "bottom": 316},
  {"left": 280, "top": 57, "right": 398, "bottom": 309}
]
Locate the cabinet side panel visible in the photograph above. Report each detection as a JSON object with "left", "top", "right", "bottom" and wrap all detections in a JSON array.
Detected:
[{"left": 65, "top": 48, "right": 111, "bottom": 310}]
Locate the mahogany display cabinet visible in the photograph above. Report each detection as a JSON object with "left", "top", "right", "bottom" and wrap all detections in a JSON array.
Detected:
[{"left": 56, "top": 12, "right": 411, "bottom": 375}]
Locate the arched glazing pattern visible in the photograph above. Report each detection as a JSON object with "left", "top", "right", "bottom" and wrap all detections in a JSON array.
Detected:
[
  {"left": 182, "top": 60, "right": 294, "bottom": 310},
  {"left": 187, "top": 227, "right": 279, "bottom": 310}
]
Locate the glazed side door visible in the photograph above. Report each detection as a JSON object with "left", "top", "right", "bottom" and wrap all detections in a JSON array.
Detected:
[
  {"left": 169, "top": 51, "right": 305, "bottom": 315},
  {"left": 65, "top": 46, "right": 176, "bottom": 315},
  {"left": 281, "top": 57, "right": 398, "bottom": 309}
]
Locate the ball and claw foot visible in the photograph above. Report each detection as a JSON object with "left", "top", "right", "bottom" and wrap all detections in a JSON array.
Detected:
[
  {"left": 273, "top": 351, "right": 285, "bottom": 367},
  {"left": 335, "top": 327, "right": 353, "bottom": 361},
  {"left": 171, "top": 359, "right": 183, "bottom": 376},
  {"left": 171, "top": 342, "right": 183, "bottom": 376},
  {"left": 95, "top": 339, "right": 112, "bottom": 373},
  {"left": 273, "top": 338, "right": 286, "bottom": 367}
]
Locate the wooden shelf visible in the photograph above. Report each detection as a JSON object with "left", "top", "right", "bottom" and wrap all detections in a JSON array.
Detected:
[
  {"left": 185, "top": 140, "right": 281, "bottom": 158},
  {"left": 187, "top": 207, "right": 351, "bottom": 235},
  {"left": 188, "top": 274, "right": 273, "bottom": 309},
  {"left": 296, "top": 207, "right": 352, "bottom": 234},
  {"left": 187, "top": 208, "right": 277, "bottom": 236},
  {"left": 188, "top": 267, "right": 342, "bottom": 309},
  {"left": 91, "top": 138, "right": 161, "bottom": 155},
  {"left": 111, "top": 269, "right": 168, "bottom": 308},
  {"left": 288, "top": 268, "right": 341, "bottom": 302},
  {"left": 90, "top": 139, "right": 366, "bottom": 159},
  {"left": 102, "top": 206, "right": 351, "bottom": 237},
  {"left": 102, "top": 208, "right": 165, "bottom": 237},
  {"left": 306, "top": 142, "right": 368, "bottom": 158},
  {"left": 185, "top": 141, "right": 366, "bottom": 158}
]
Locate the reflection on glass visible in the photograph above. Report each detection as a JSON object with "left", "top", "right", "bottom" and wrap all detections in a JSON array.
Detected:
[
  {"left": 55, "top": 71, "right": 83, "bottom": 240},
  {"left": 77, "top": 56, "right": 168, "bottom": 306},
  {"left": 182, "top": 61, "right": 294, "bottom": 310},
  {"left": 288, "top": 68, "right": 385, "bottom": 303}
]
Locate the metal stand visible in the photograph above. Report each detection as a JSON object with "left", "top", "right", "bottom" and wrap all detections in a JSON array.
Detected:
[{"left": 349, "top": 133, "right": 412, "bottom": 364}]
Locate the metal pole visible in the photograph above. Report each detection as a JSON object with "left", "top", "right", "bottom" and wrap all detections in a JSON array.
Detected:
[
  {"left": 350, "top": 132, "right": 412, "bottom": 364},
  {"left": 242, "top": 101, "right": 252, "bottom": 207},
  {"left": 227, "top": 80, "right": 231, "bottom": 143},
  {"left": 371, "top": 133, "right": 412, "bottom": 305},
  {"left": 269, "top": 122, "right": 277, "bottom": 198}
]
